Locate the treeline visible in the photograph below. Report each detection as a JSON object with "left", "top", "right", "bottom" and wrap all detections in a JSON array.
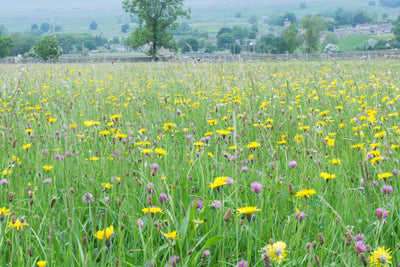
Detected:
[{"left": 0, "top": 32, "right": 116, "bottom": 58}]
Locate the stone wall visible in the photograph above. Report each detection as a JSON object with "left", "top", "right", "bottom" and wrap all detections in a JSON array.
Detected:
[{"left": 1, "top": 51, "right": 400, "bottom": 65}]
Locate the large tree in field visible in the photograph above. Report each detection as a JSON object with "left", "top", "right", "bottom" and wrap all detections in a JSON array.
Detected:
[
  {"left": 301, "top": 16, "right": 326, "bottom": 54},
  {"left": 123, "top": 0, "right": 190, "bottom": 61}
]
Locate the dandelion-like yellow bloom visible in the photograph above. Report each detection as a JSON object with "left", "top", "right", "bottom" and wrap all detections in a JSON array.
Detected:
[
  {"left": 155, "top": 148, "right": 167, "bottom": 156},
  {"left": 90, "top": 157, "right": 99, "bottom": 161},
  {"left": 378, "top": 172, "right": 392, "bottom": 180},
  {"left": 142, "top": 206, "right": 163, "bottom": 214},
  {"left": 216, "top": 130, "right": 231, "bottom": 136},
  {"left": 102, "top": 183, "right": 113, "bottom": 189},
  {"left": 99, "top": 130, "right": 111, "bottom": 136},
  {"left": 320, "top": 172, "right": 336, "bottom": 180},
  {"left": 37, "top": 261, "right": 47, "bottom": 267},
  {"left": 263, "top": 241, "right": 289, "bottom": 263},
  {"left": 70, "top": 123, "right": 77, "bottom": 129},
  {"left": 22, "top": 144, "right": 32, "bottom": 150},
  {"left": 142, "top": 149, "right": 153, "bottom": 155},
  {"left": 295, "top": 189, "right": 316, "bottom": 199},
  {"left": 374, "top": 131, "right": 386, "bottom": 138},
  {"left": 194, "top": 142, "right": 204, "bottom": 146},
  {"left": 42, "top": 165, "right": 53, "bottom": 171},
  {"left": 8, "top": 219, "right": 28, "bottom": 231},
  {"left": 369, "top": 246, "right": 392, "bottom": 266},
  {"left": 327, "top": 138, "right": 335, "bottom": 147},
  {"left": 208, "top": 119, "right": 217, "bottom": 125},
  {"left": 48, "top": 117, "right": 57, "bottom": 123},
  {"left": 1, "top": 169, "right": 12, "bottom": 175},
  {"left": 164, "top": 231, "right": 178, "bottom": 239},
  {"left": 111, "top": 114, "right": 121, "bottom": 121},
  {"left": 0, "top": 207, "right": 10, "bottom": 216},
  {"left": 84, "top": 120, "right": 94, "bottom": 126},
  {"left": 94, "top": 226, "right": 114, "bottom": 241},
  {"left": 329, "top": 159, "right": 341, "bottom": 165},
  {"left": 115, "top": 132, "right": 127, "bottom": 139},
  {"left": 247, "top": 142, "right": 260, "bottom": 149},
  {"left": 237, "top": 206, "right": 260, "bottom": 216},
  {"left": 209, "top": 177, "right": 227, "bottom": 189},
  {"left": 208, "top": 152, "right": 214, "bottom": 158}
]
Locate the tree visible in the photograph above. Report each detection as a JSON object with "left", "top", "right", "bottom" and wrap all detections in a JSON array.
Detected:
[
  {"left": 232, "top": 26, "right": 245, "bottom": 40},
  {"left": 230, "top": 43, "right": 241, "bottom": 54},
  {"left": 393, "top": 22, "right": 400, "bottom": 41},
  {"left": 0, "top": 30, "right": 13, "bottom": 58},
  {"left": 248, "top": 15, "right": 259, "bottom": 25},
  {"left": 40, "top": 22, "right": 50, "bottom": 32},
  {"left": 217, "top": 33, "right": 235, "bottom": 49},
  {"left": 54, "top": 25, "right": 62, "bottom": 32},
  {"left": 217, "top": 27, "right": 231, "bottom": 38},
  {"left": 204, "top": 41, "right": 217, "bottom": 53},
  {"left": 34, "top": 35, "right": 62, "bottom": 61},
  {"left": 324, "top": 44, "right": 339, "bottom": 53},
  {"left": 178, "top": 37, "right": 199, "bottom": 53},
  {"left": 301, "top": 16, "right": 325, "bottom": 53},
  {"left": 121, "top": 23, "right": 130, "bottom": 33},
  {"left": 379, "top": 0, "right": 400, "bottom": 8},
  {"left": 89, "top": 21, "right": 98, "bottom": 30},
  {"left": 321, "top": 33, "right": 338, "bottom": 48},
  {"left": 9, "top": 33, "right": 38, "bottom": 56},
  {"left": 31, "top": 24, "right": 39, "bottom": 31},
  {"left": 364, "top": 39, "right": 377, "bottom": 50},
  {"left": 282, "top": 24, "right": 301, "bottom": 53},
  {"left": 123, "top": 0, "right": 190, "bottom": 61}
]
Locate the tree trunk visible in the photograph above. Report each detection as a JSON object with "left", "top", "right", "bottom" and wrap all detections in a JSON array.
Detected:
[{"left": 152, "top": 42, "right": 157, "bottom": 62}]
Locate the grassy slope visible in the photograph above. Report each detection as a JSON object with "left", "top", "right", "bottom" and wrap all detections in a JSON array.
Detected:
[
  {"left": 337, "top": 35, "right": 374, "bottom": 52},
  {"left": 1, "top": 0, "right": 400, "bottom": 38}
]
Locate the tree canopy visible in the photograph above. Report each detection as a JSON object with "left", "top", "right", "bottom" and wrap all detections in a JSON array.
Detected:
[
  {"left": 0, "top": 30, "right": 13, "bottom": 58},
  {"left": 123, "top": 0, "right": 190, "bottom": 61}
]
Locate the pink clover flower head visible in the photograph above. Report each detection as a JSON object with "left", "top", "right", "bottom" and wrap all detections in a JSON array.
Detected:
[{"left": 251, "top": 181, "right": 263, "bottom": 194}]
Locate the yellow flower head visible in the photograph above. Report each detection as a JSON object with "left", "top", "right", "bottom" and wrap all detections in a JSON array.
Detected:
[
  {"left": 369, "top": 246, "right": 392, "bottom": 266},
  {"left": 0, "top": 207, "right": 10, "bottom": 216},
  {"left": 216, "top": 130, "right": 231, "bottom": 136},
  {"left": 263, "top": 241, "right": 289, "bottom": 263},
  {"left": 247, "top": 142, "right": 260, "bottom": 149},
  {"left": 142, "top": 206, "right": 163, "bottom": 215},
  {"left": 22, "top": 144, "right": 32, "bottom": 150},
  {"left": 320, "top": 172, "right": 336, "bottom": 180},
  {"left": 194, "top": 142, "right": 204, "bottom": 147},
  {"left": 8, "top": 219, "right": 28, "bottom": 231},
  {"left": 378, "top": 172, "right": 392, "bottom": 180},
  {"left": 142, "top": 149, "right": 153, "bottom": 155},
  {"left": 90, "top": 157, "right": 99, "bottom": 161},
  {"left": 164, "top": 231, "right": 178, "bottom": 240},
  {"left": 237, "top": 206, "right": 260, "bottom": 216},
  {"left": 295, "top": 189, "right": 316, "bottom": 199},
  {"left": 209, "top": 177, "right": 227, "bottom": 189},
  {"left": 94, "top": 225, "right": 114, "bottom": 241},
  {"left": 37, "top": 261, "right": 47, "bottom": 267},
  {"left": 155, "top": 148, "right": 167, "bottom": 156},
  {"left": 42, "top": 165, "right": 53, "bottom": 171}
]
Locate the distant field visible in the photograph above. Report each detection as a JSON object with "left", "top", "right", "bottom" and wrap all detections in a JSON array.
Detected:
[
  {"left": 337, "top": 35, "right": 374, "bottom": 52},
  {"left": 1, "top": 0, "right": 400, "bottom": 38}
]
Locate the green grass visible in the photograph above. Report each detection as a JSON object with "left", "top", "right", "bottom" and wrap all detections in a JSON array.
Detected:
[
  {"left": 337, "top": 34, "right": 374, "bottom": 52},
  {"left": 0, "top": 59, "right": 400, "bottom": 266}
]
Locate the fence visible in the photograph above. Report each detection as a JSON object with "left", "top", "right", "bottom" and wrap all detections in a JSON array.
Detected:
[{"left": 1, "top": 51, "right": 400, "bottom": 64}]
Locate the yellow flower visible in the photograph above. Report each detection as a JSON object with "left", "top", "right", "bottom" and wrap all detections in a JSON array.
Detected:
[
  {"left": 142, "top": 149, "right": 153, "bottom": 155},
  {"left": 42, "top": 165, "right": 53, "bottom": 171},
  {"left": 208, "top": 152, "right": 214, "bottom": 158},
  {"left": 1, "top": 169, "right": 12, "bottom": 175},
  {"left": 209, "top": 177, "right": 227, "bottom": 189},
  {"left": 90, "top": 157, "right": 99, "bottom": 161},
  {"left": 84, "top": 120, "right": 94, "bottom": 126},
  {"left": 22, "top": 144, "right": 32, "bottom": 150},
  {"left": 94, "top": 226, "right": 114, "bottom": 241},
  {"left": 0, "top": 207, "right": 10, "bottom": 216},
  {"left": 99, "top": 130, "right": 111, "bottom": 136},
  {"left": 216, "top": 130, "right": 231, "bottom": 136},
  {"left": 8, "top": 219, "right": 28, "bottom": 231},
  {"left": 369, "top": 246, "right": 392, "bottom": 266},
  {"left": 48, "top": 117, "right": 57, "bottom": 123},
  {"left": 208, "top": 119, "right": 217, "bottom": 125},
  {"left": 327, "top": 138, "right": 335, "bottom": 147},
  {"left": 295, "top": 189, "right": 316, "bottom": 199},
  {"left": 102, "top": 183, "right": 113, "bottom": 189},
  {"left": 194, "top": 142, "right": 204, "bottom": 147},
  {"left": 378, "top": 172, "right": 392, "bottom": 180},
  {"left": 155, "top": 148, "right": 167, "bottom": 156},
  {"left": 70, "top": 123, "right": 77, "bottom": 129},
  {"left": 320, "top": 172, "right": 336, "bottom": 180},
  {"left": 111, "top": 114, "right": 121, "bottom": 121},
  {"left": 263, "top": 241, "right": 289, "bottom": 263},
  {"left": 115, "top": 132, "right": 127, "bottom": 139},
  {"left": 329, "top": 159, "right": 341, "bottom": 165},
  {"left": 237, "top": 206, "right": 260, "bottom": 216},
  {"left": 164, "top": 231, "right": 179, "bottom": 239},
  {"left": 37, "top": 261, "right": 47, "bottom": 267},
  {"left": 142, "top": 206, "right": 163, "bottom": 215},
  {"left": 247, "top": 142, "right": 260, "bottom": 149}
]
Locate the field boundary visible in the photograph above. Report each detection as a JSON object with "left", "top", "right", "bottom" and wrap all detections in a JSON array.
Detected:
[{"left": 1, "top": 51, "right": 400, "bottom": 64}]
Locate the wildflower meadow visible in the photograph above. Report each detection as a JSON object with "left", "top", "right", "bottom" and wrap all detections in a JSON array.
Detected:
[{"left": 0, "top": 59, "right": 399, "bottom": 266}]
